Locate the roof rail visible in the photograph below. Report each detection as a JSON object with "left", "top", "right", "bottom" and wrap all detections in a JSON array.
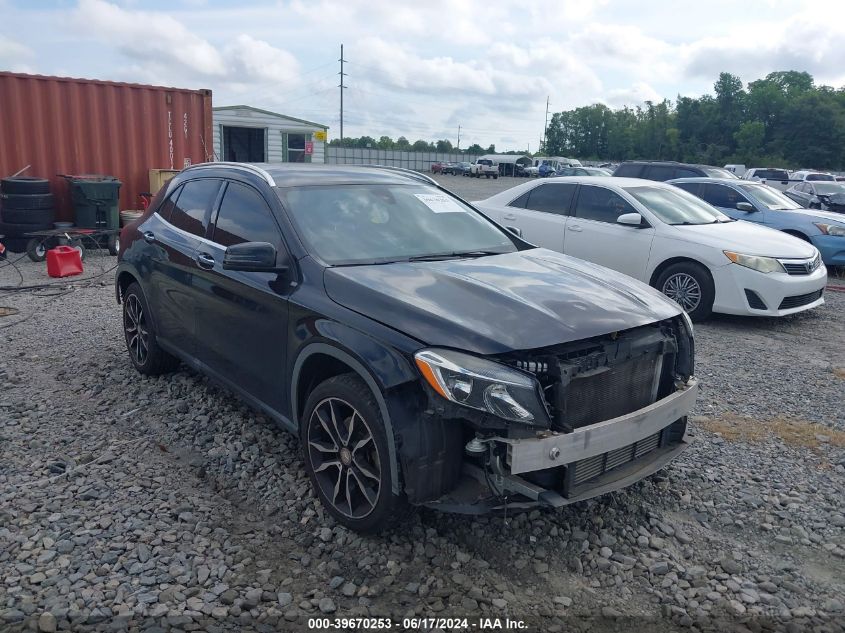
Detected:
[
  {"left": 358, "top": 164, "right": 438, "bottom": 186},
  {"left": 185, "top": 161, "right": 276, "bottom": 186}
]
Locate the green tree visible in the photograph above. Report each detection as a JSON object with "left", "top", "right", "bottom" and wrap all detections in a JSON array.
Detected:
[
  {"left": 435, "top": 139, "right": 453, "bottom": 152},
  {"left": 376, "top": 135, "right": 394, "bottom": 149},
  {"left": 734, "top": 121, "right": 765, "bottom": 163},
  {"left": 395, "top": 136, "right": 411, "bottom": 150}
]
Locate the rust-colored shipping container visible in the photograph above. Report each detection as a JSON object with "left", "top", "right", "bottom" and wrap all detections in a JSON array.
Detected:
[{"left": 0, "top": 71, "right": 213, "bottom": 222}]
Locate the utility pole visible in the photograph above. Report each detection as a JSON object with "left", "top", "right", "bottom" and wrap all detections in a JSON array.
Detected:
[
  {"left": 541, "top": 95, "right": 549, "bottom": 153},
  {"left": 457, "top": 125, "right": 461, "bottom": 151},
  {"left": 339, "top": 44, "right": 347, "bottom": 146}
]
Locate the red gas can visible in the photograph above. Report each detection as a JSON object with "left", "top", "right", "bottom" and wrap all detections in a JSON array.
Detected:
[{"left": 46, "top": 245, "right": 84, "bottom": 278}]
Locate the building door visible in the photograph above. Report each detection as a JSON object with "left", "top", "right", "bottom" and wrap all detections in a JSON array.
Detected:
[
  {"left": 282, "top": 132, "right": 309, "bottom": 163},
  {"left": 222, "top": 126, "right": 266, "bottom": 162}
]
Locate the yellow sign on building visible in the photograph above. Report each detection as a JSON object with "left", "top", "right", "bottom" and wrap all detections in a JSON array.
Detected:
[{"left": 314, "top": 130, "right": 327, "bottom": 142}]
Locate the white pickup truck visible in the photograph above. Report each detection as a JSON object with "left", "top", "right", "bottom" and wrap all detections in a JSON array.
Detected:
[
  {"left": 741, "top": 167, "right": 793, "bottom": 191},
  {"left": 469, "top": 158, "right": 499, "bottom": 179}
]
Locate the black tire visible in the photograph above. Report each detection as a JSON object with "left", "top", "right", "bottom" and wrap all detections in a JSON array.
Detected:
[
  {"left": 494, "top": 175, "right": 498, "bottom": 179},
  {"left": 1, "top": 177, "right": 50, "bottom": 195},
  {"left": 0, "top": 206, "right": 55, "bottom": 225},
  {"left": 301, "top": 373, "right": 406, "bottom": 533},
  {"left": 654, "top": 262, "right": 714, "bottom": 322},
  {"left": 122, "top": 282, "right": 180, "bottom": 375},
  {"left": 26, "top": 238, "right": 51, "bottom": 262},
  {"left": 68, "top": 238, "right": 86, "bottom": 262},
  {"left": 1, "top": 193, "right": 55, "bottom": 210},
  {"left": 0, "top": 220, "right": 54, "bottom": 237},
  {"left": 108, "top": 234, "right": 119, "bottom": 256}
]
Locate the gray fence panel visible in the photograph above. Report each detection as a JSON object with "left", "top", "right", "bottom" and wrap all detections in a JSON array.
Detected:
[{"left": 326, "top": 148, "right": 479, "bottom": 171}]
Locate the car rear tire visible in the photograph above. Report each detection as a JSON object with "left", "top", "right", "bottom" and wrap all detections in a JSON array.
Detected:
[
  {"left": 301, "top": 373, "right": 406, "bottom": 533},
  {"left": 122, "top": 282, "right": 180, "bottom": 375},
  {"left": 655, "top": 262, "right": 714, "bottom": 321}
]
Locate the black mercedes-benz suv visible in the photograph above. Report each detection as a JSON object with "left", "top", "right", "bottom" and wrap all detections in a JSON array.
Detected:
[{"left": 116, "top": 163, "right": 697, "bottom": 532}]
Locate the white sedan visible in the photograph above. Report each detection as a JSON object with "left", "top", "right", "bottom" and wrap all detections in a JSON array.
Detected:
[{"left": 474, "top": 177, "right": 827, "bottom": 320}]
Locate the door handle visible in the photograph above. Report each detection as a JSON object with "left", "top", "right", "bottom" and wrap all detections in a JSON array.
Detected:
[
  {"left": 568, "top": 225, "right": 583, "bottom": 232},
  {"left": 142, "top": 231, "right": 155, "bottom": 243},
  {"left": 196, "top": 252, "right": 215, "bottom": 269}
]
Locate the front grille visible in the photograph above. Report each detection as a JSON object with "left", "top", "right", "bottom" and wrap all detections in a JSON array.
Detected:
[
  {"left": 780, "top": 254, "right": 821, "bottom": 276},
  {"left": 569, "top": 431, "right": 662, "bottom": 487},
  {"left": 779, "top": 289, "right": 823, "bottom": 310},
  {"left": 744, "top": 289, "right": 767, "bottom": 310},
  {"left": 563, "top": 353, "right": 660, "bottom": 430}
]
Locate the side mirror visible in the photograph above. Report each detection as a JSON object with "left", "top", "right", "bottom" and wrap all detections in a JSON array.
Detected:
[
  {"left": 506, "top": 226, "right": 523, "bottom": 237},
  {"left": 736, "top": 202, "right": 755, "bottom": 212},
  {"left": 617, "top": 212, "right": 645, "bottom": 227},
  {"left": 223, "top": 241, "right": 287, "bottom": 273}
]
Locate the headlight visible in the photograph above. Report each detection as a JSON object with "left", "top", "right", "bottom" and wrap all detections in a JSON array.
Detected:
[
  {"left": 414, "top": 348, "right": 549, "bottom": 425},
  {"left": 723, "top": 251, "right": 785, "bottom": 274},
  {"left": 815, "top": 223, "right": 845, "bottom": 237}
]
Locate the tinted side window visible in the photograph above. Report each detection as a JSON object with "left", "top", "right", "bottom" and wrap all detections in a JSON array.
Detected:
[
  {"left": 212, "top": 182, "right": 281, "bottom": 248},
  {"left": 574, "top": 186, "right": 636, "bottom": 223},
  {"left": 643, "top": 165, "right": 677, "bottom": 181},
  {"left": 524, "top": 184, "right": 576, "bottom": 214},
  {"left": 613, "top": 164, "right": 642, "bottom": 177},
  {"left": 675, "top": 168, "right": 701, "bottom": 178},
  {"left": 169, "top": 179, "right": 221, "bottom": 236},
  {"left": 673, "top": 182, "right": 701, "bottom": 196},
  {"left": 508, "top": 191, "right": 532, "bottom": 209},
  {"left": 157, "top": 185, "right": 182, "bottom": 222},
  {"left": 699, "top": 184, "right": 750, "bottom": 208}
]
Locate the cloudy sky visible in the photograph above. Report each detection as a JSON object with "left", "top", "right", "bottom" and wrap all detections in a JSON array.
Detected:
[{"left": 2, "top": 0, "right": 843, "bottom": 151}]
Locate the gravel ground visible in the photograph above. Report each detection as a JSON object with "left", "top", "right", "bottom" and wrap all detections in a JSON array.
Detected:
[{"left": 1, "top": 227, "right": 844, "bottom": 633}]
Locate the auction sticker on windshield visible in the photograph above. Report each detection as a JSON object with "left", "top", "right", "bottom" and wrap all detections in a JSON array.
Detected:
[{"left": 414, "top": 193, "right": 465, "bottom": 213}]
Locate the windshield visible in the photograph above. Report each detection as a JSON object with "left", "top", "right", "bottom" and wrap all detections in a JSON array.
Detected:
[
  {"left": 277, "top": 184, "right": 517, "bottom": 265},
  {"left": 814, "top": 183, "right": 845, "bottom": 195},
  {"left": 625, "top": 185, "right": 731, "bottom": 225},
  {"left": 703, "top": 167, "right": 739, "bottom": 179},
  {"left": 806, "top": 173, "right": 835, "bottom": 181},
  {"left": 738, "top": 184, "right": 797, "bottom": 210}
]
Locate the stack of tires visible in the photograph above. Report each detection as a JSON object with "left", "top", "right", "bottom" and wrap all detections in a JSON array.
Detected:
[{"left": 0, "top": 177, "right": 55, "bottom": 253}]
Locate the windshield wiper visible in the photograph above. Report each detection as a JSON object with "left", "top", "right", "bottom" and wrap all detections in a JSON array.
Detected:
[{"left": 407, "top": 250, "right": 504, "bottom": 262}]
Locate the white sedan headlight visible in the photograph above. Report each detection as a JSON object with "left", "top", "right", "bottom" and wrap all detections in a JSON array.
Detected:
[
  {"left": 814, "top": 223, "right": 845, "bottom": 237},
  {"left": 723, "top": 251, "right": 786, "bottom": 274},
  {"left": 414, "top": 349, "right": 550, "bottom": 425}
]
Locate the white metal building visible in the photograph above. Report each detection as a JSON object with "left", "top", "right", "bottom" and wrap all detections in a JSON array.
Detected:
[{"left": 212, "top": 106, "right": 329, "bottom": 164}]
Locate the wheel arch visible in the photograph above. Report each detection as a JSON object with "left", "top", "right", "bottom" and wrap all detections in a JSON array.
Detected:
[
  {"left": 782, "top": 229, "right": 811, "bottom": 242},
  {"left": 292, "top": 343, "right": 403, "bottom": 494},
  {"left": 649, "top": 256, "right": 713, "bottom": 288},
  {"left": 116, "top": 269, "right": 138, "bottom": 303}
]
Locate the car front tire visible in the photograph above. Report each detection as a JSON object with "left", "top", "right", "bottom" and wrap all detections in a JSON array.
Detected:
[
  {"left": 655, "top": 262, "right": 714, "bottom": 321},
  {"left": 122, "top": 282, "right": 180, "bottom": 375},
  {"left": 301, "top": 373, "right": 406, "bottom": 533}
]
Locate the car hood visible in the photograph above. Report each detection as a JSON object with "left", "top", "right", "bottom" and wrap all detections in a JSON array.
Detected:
[
  {"left": 323, "top": 249, "right": 682, "bottom": 355},
  {"left": 672, "top": 220, "right": 817, "bottom": 258},
  {"left": 781, "top": 207, "right": 845, "bottom": 224}
]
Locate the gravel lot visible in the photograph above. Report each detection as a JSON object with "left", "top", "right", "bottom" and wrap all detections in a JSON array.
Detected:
[{"left": 1, "top": 193, "right": 844, "bottom": 632}]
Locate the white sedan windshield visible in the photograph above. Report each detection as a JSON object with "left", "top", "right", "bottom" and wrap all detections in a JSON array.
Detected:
[{"left": 625, "top": 186, "right": 731, "bottom": 225}]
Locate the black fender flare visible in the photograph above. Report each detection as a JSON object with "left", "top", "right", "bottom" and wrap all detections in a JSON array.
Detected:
[{"left": 291, "top": 342, "right": 408, "bottom": 494}]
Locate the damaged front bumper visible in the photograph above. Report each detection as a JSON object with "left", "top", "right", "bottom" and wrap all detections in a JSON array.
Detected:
[{"left": 424, "top": 377, "right": 698, "bottom": 514}]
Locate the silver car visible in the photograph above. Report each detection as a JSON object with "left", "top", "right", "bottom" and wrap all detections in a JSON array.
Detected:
[{"left": 784, "top": 181, "right": 845, "bottom": 213}]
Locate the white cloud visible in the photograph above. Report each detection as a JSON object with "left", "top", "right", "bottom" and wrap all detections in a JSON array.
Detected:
[
  {"left": 0, "top": 35, "right": 35, "bottom": 73},
  {"left": 604, "top": 82, "right": 662, "bottom": 108}
]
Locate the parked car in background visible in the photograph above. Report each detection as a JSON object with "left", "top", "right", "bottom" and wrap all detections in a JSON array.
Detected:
[
  {"left": 724, "top": 164, "right": 746, "bottom": 177},
  {"left": 742, "top": 167, "right": 792, "bottom": 191},
  {"left": 474, "top": 177, "right": 825, "bottom": 320},
  {"left": 555, "top": 167, "right": 612, "bottom": 177},
  {"left": 613, "top": 161, "right": 739, "bottom": 181},
  {"left": 117, "top": 162, "right": 698, "bottom": 531},
  {"left": 670, "top": 178, "right": 845, "bottom": 268},
  {"left": 469, "top": 158, "right": 499, "bottom": 179},
  {"left": 836, "top": 176, "right": 845, "bottom": 182},
  {"left": 456, "top": 161, "right": 473, "bottom": 176},
  {"left": 784, "top": 181, "right": 845, "bottom": 213},
  {"left": 430, "top": 162, "right": 444, "bottom": 174},
  {"left": 790, "top": 171, "right": 835, "bottom": 182},
  {"left": 440, "top": 162, "right": 459, "bottom": 175}
]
